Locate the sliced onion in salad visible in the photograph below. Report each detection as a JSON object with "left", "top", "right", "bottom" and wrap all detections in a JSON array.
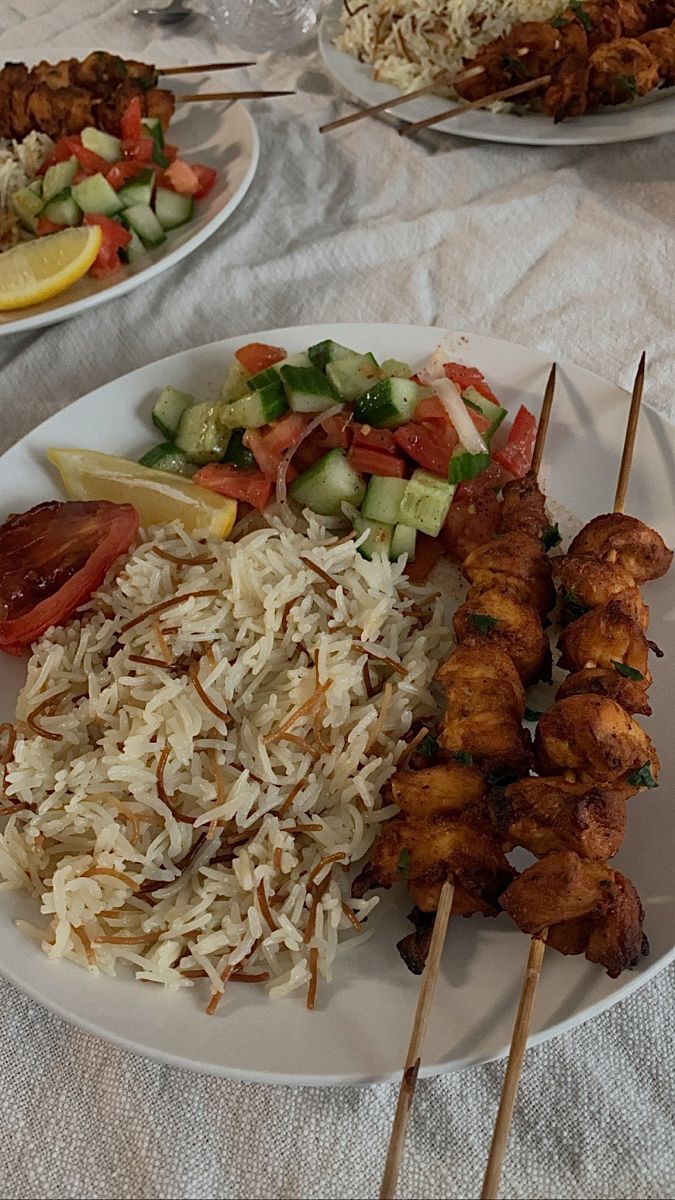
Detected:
[
  {"left": 276, "top": 404, "right": 345, "bottom": 506},
  {"left": 419, "top": 367, "right": 488, "bottom": 456}
]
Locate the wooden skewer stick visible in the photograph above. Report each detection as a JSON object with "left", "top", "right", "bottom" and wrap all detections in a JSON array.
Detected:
[
  {"left": 379, "top": 879, "right": 455, "bottom": 1200},
  {"left": 176, "top": 90, "right": 296, "bottom": 103},
  {"left": 481, "top": 352, "right": 647, "bottom": 1200},
  {"left": 400, "top": 75, "right": 551, "bottom": 138},
  {"left": 158, "top": 62, "right": 256, "bottom": 75},
  {"left": 614, "top": 351, "right": 646, "bottom": 515},
  {"left": 318, "top": 66, "right": 484, "bottom": 134},
  {"left": 531, "top": 363, "right": 557, "bottom": 478}
]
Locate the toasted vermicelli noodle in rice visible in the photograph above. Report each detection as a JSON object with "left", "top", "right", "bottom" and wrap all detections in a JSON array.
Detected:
[
  {"left": 336, "top": 0, "right": 562, "bottom": 94},
  {"left": 0, "top": 513, "right": 452, "bottom": 1006}
]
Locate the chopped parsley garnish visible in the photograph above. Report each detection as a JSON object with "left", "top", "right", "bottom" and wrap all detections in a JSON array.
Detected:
[
  {"left": 419, "top": 732, "right": 439, "bottom": 759},
  {"left": 468, "top": 613, "right": 498, "bottom": 634},
  {"left": 626, "top": 763, "right": 657, "bottom": 790},
  {"left": 452, "top": 750, "right": 473, "bottom": 765},
  {"left": 562, "top": 588, "right": 589, "bottom": 621},
  {"left": 501, "top": 54, "right": 531, "bottom": 79},
  {"left": 541, "top": 522, "right": 562, "bottom": 551},
  {"left": 570, "top": 0, "right": 593, "bottom": 31},
  {"left": 611, "top": 660, "right": 644, "bottom": 681},
  {"left": 616, "top": 74, "right": 637, "bottom": 99},
  {"left": 152, "top": 140, "right": 169, "bottom": 169},
  {"left": 396, "top": 848, "right": 411, "bottom": 879},
  {"left": 599, "top": 878, "right": 612, "bottom": 888},
  {"left": 524, "top": 707, "right": 543, "bottom": 722},
  {"left": 550, "top": 14, "right": 569, "bottom": 26}
]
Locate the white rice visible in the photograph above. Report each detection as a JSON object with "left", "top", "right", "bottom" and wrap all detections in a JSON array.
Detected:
[
  {"left": 337, "top": 0, "right": 562, "bottom": 94},
  {"left": 0, "top": 512, "right": 452, "bottom": 1005},
  {"left": 0, "top": 131, "right": 54, "bottom": 248}
]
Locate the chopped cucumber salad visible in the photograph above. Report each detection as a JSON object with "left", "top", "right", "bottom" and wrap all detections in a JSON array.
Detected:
[{"left": 138, "top": 338, "right": 537, "bottom": 569}]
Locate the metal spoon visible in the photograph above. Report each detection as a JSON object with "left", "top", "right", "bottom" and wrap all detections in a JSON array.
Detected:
[{"left": 130, "top": 0, "right": 193, "bottom": 24}]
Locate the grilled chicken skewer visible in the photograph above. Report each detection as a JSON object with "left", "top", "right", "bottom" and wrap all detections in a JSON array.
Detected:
[
  {"left": 376, "top": 367, "right": 558, "bottom": 1200},
  {"left": 481, "top": 352, "right": 671, "bottom": 1200}
]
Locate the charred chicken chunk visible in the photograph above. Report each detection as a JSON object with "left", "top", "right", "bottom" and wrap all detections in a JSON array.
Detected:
[
  {"left": 569, "top": 513, "right": 673, "bottom": 583},
  {"left": 639, "top": 24, "right": 675, "bottom": 84},
  {"left": 453, "top": 586, "right": 552, "bottom": 685},
  {"left": 496, "top": 775, "right": 632, "bottom": 860},
  {"left": 542, "top": 51, "right": 590, "bottom": 119},
  {"left": 497, "top": 472, "right": 549, "bottom": 540},
  {"left": 435, "top": 645, "right": 532, "bottom": 775},
  {"left": 440, "top": 487, "right": 501, "bottom": 563},
  {"left": 557, "top": 597, "right": 651, "bottom": 680},
  {"left": 462, "top": 531, "right": 556, "bottom": 616},
  {"left": 556, "top": 665, "right": 651, "bottom": 715},
  {"left": 557, "top": 552, "right": 649, "bottom": 624},
  {"left": 534, "top": 694, "right": 659, "bottom": 783},
  {"left": 390, "top": 762, "right": 487, "bottom": 822},
  {"left": 588, "top": 37, "right": 660, "bottom": 105}
]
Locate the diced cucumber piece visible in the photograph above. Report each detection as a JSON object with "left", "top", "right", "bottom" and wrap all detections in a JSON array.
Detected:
[
  {"left": 280, "top": 364, "right": 339, "bottom": 413},
  {"left": 139, "top": 442, "right": 196, "bottom": 476},
  {"left": 327, "top": 352, "right": 381, "bottom": 401},
  {"left": 353, "top": 378, "right": 429, "bottom": 429},
  {"left": 117, "top": 169, "right": 155, "bottom": 210},
  {"left": 81, "top": 126, "right": 122, "bottom": 163},
  {"left": 221, "top": 381, "right": 288, "bottom": 429},
  {"left": 176, "top": 401, "right": 231, "bottom": 464},
  {"left": 380, "top": 358, "right": 412, "bottom": 379},
  {"left": 154, "top": 186, "right": 193, "bottom": 231},
  {"left": 390, "top": 524, "right": 417, "bottom": 561},
  {"left": 290, "top": 448, "right": 366, "bottom": 517},
  {"left": 447, "top": 449, "right": 491, "bottom": 484},
  {"left": 246, "top": 366, "right": 279, "bottom": 390},
  {"left": 11, "top": 186, "right": 43, "bottom": 232},
  {"left": 152, "top": 386, "right": 193, "bottom": 439},
  {"left": 353, "top": 513, "right": 394, "bottom": 561},
  {"left": 71, "top": 172, "right": 123, "bottom": 217},
  {"left": 247, "top": 351, "right": 311, "bottom": 391},
  {"left": 142, "top": 116, "right": 163, "bottom": 140},
  {"left": 222, "top": 429, "right": 255, "bottom": 470},
  {"left": 308, "top": 340, "right": 359, "bottom": 371},
  {"left": 27, "top": 180, "right": 43, "bottom": 197},
  {"left": 362, "top": 476, "right": 407, "bottom": 525},
  {"left": 220, "top": 359, "right": 250, "bottom": 403},
  {"left": 41, "top": 189, "right": 82, "bottom": 228},
  {"left": 462, "top": 386, "right": 507, "bottom": 441},
  {"left": 42, "top": 158, "right": 77, "bottom": 204},
  {"left": 122, "top": 228, "right": 148, "bottom": 265},
  {"left": 121, "top": 203, "right": 166, "bottom": 248},
  {"left": 399, "top": 469, "right": 456, "bottom": 537}
]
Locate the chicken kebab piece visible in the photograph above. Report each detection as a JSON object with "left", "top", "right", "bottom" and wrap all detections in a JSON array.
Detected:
[
  {"left": 454, "top": 0, "right": 675, "bottom": 122},
  {"left": 353, "top": 467, "right": 560, "bottom": 973},
  {"left": 498, "top": 508, "right": 671, "bottom": 976}
]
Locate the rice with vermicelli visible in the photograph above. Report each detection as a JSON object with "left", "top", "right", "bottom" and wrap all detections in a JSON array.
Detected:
[
  {"left": 0, "top": 513, "right": 452, "bottom": 1006},
  {"left": 336, "top": 0, "right": 562, "bottom": 93}
]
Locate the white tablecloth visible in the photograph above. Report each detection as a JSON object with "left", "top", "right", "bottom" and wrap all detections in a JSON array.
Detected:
[{"left": 0, "top": 4, "right": 674, "bottom": 1198}]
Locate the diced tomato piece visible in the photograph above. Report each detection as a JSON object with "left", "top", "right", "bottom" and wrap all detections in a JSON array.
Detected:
[
  {"left": 164, "top": 143, "right": 178, "bottom": 163},
  {"left": 36, "top": 217, "right": 65, "bottom": 236},
  {"left": 414, "top": 394, "right": 447, "bottom": 423},
  {"left": 163, "top": 159, "right": 200, "bottom": 196},
  {"left": 394, "top": 421, "right": 458, "bottom": 476},
  {"left": 107, "top": 160, "right": 145, "bottom": 190},
  {"left": 468, "top": 409, "right": 491, "bottom": 436},
  {"left": 455, "top": 460, "right": 513, "bottom": 501},
  {"left": 316, "top": 411, "right": 351, "bottom": 449},
  {"left": 492, "top": 405, "right": 537, "bottom": 478},
  {"left": 84, "top": 213, "right": 131, "bottom": 278},
  {"left": 0, "top": 500, "right": 138, "bottom": 655},
  {"left": 347, "top": 446, "right": 405, "bottom": 478},
  {"left": 406, "top": 535, "right": 443, "bottom": 584},
  {"left": 244, "top": 413, "right": 308, "bottom": 480},
  {"left": 122, "top": 136, "right": 154, "bottom": 164},
  {"left": 440, "top": 489, "right": 501, "bottom": 563},
  {"left": 350, "top": 425, "right": 397, "bottom": 454},
  {"left": 40, "top": 135, "right": 81, "bottom": 171},
  {"left": 121, "top": 95, "right": 143, "bottom": 141},
  {"left": 193, "top": 465, "right": 272, "bottom": 511},
  {"left": 443, "top": 362, "right": 500, "bottom": 405},
  {"left": 190, "top": 163, "right": 217, "bottom": 200},
  {"left": 235, "top": 342, "right": 287, "bottom": 375},
  {"left": 72, "top": 169, "right": 89, "bottom": 185}
]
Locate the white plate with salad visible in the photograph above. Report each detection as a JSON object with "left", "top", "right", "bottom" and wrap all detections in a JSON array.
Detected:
[
  {"left": 0, "top": 323, "right": 673, "bottom": 1086},
  {"left": 0, "top": 47, "right": 259, "bottom": 335}
]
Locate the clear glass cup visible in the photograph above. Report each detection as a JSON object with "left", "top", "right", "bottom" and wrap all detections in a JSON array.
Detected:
[{"left": 208, "top": 0, "right": 319, "bottom": 53}]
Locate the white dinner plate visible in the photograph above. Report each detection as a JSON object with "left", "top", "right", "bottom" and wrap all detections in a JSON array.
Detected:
[
  {"left": 319, "top": 3, "right": 675, "bottom": 146},
  {"left": 0, "top": 46, "right": 259, "bottom": 336},
  {"left": 0, "top": 323, "right": 673, "bottom": 1085}
]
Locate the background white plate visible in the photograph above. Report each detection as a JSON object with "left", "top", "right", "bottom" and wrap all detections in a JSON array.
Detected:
[
  {"left": 320, "top": 4, "right": 675, "bottom": 146},
  {"left": 0, "top": 323, "right": 673, "bottom": 1086},
  {"left": 0, "top": 46, "right": 259, "bottom": 336}
]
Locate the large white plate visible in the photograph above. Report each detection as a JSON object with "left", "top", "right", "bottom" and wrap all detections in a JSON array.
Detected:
[
  {"left": 0, "top": 323, "right": 673, "bottom": 1085},
  {"left": 0, "top": 47, "right": 259, "bottom": 336},
  {"left": 320, "top": 3, "right": 675, "bottom": 146}
]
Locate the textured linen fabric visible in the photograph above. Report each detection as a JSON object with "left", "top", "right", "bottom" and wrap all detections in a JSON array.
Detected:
[{"left": 0, "top": 5, "right": 674, "bottom": 1198}]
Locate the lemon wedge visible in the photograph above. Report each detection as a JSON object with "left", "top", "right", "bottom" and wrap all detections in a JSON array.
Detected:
[
  {"left": 0, "top": 227, "right": 103, "bottom": 310},
  {"left": 47, "top": 448, "right": 238, "bottom": 539}
]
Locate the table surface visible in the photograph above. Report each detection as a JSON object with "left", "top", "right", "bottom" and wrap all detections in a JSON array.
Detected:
[{"left": 0, "top": 4, "right": 674, "bottom": 1198}]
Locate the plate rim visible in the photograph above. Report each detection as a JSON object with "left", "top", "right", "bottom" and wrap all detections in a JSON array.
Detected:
[
  {"left": 318, "top": 5, "right": 675, "bottom": 147},
  {"left": 0, "top": 320, "right": 673, "bottom": 1086}
]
